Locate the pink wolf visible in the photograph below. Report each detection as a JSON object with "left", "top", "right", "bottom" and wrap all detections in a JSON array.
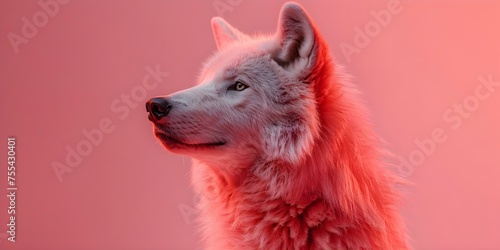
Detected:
[{"left": 146, "top": 2, "right": 410, "bottom": 249}]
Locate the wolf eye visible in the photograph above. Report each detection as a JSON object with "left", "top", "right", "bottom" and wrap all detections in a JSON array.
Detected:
[{"left": 228, "top": 81, "right": 248, "bottom": 91}]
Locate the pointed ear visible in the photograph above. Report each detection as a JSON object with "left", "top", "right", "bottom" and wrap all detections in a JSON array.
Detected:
[
  {"left": 273, "top": 3, "right": 318, "bottom": 69},
  {"left": 211, "top": 17, "right": 247, "bottom": 50}
]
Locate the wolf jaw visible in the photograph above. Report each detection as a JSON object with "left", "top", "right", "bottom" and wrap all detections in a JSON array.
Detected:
[
  {"left": 147, "top": 2, "right": 410, "bottom": 249},
  {"left": 154, "top": 129, "right": 226, "bottom": 148}
]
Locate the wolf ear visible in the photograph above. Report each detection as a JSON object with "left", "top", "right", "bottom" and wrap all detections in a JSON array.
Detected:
[
  {"left": 211, "top": 17, "right": 247, "bottom": 50},
  {"left": 273, "top": 3, "right": 318, "bottom": 70}
]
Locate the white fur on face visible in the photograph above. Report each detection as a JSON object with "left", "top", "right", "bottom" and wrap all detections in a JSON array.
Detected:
[
  {"left": 158, "top": 49, "right": 316, "bottom": 166},
  {"left": 154, "top": 5, "right": 321, "bottom": 169}
]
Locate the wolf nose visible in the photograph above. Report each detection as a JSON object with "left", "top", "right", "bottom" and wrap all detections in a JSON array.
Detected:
[{"left": 146, "top": 98, "right": 172, "bottom": 121}]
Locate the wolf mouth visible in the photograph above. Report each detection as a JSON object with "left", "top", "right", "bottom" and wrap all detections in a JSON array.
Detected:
[{"left": 154, "top": 130, "right": 226, "bottom": 148}]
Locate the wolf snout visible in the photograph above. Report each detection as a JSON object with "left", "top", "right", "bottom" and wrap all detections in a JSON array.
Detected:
[{"left": 146, "top": 97, "right": 172, "bottom": 122}]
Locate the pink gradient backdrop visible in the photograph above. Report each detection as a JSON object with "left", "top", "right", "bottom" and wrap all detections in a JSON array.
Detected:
[{"left": 0, "top": 0, "right": 499, "bottom": 249}]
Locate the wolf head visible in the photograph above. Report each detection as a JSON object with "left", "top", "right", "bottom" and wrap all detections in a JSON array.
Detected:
[{"left": 147, "top": 3, "right": 330, "bottom": 169}]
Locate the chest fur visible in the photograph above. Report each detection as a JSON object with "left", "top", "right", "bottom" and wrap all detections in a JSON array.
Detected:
[{"left": 198, "top": 178, "right": 375, "bottom": 250}]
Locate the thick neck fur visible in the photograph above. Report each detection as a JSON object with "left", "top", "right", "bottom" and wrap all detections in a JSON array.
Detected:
[{"left": 191, "top": 37, "right": 409, "bottom": 250}]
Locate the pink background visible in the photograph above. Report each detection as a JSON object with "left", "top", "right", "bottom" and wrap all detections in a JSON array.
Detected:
[{"left": 0, "top": 0, "right": 499, "bottom": 249}]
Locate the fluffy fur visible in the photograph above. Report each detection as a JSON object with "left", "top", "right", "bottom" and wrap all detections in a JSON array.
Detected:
[{"left": 147, "top": 2, "right": 410, "bottom": 249}]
